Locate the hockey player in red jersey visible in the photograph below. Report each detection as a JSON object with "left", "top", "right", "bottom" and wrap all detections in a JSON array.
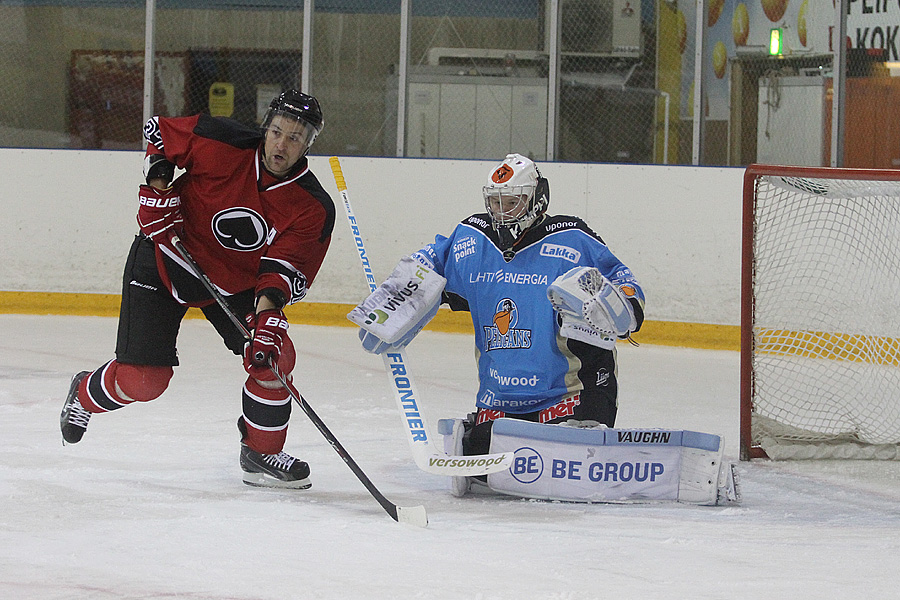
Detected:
[{"left": 60, "top": 90, "right": 335, "bottom": 489}]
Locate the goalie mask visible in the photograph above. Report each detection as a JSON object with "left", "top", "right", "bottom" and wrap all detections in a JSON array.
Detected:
[
  {"left": 483, "top": 153, "right": 549, "bottom": 256},
  {"left": 261, "top": 89, "right": 324, "bottom": 159}
]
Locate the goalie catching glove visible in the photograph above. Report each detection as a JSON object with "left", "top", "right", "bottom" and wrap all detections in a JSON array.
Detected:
[
  {"left": 547, "top": 266, "right": 637, "bottom": 348},
  {"left": 348, "top": 255, "right": 446, "bottom": 354}
]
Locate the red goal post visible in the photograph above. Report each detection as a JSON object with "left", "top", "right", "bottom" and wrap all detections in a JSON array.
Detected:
[{"left": 741, "top": 164, "right": 900, "bottom": 460}]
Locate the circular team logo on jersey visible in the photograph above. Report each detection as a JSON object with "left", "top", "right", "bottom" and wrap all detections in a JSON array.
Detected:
[
  {"left": 212, "top": 208, "right": 268, "bottom": 252},
  {"left": 492, "top": 298, "right": 518, "bottom": 335}
]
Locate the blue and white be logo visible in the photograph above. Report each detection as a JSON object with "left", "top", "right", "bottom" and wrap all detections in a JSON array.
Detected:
[{"left": 511, "top": 447, "right": 543, "bottom": 484}]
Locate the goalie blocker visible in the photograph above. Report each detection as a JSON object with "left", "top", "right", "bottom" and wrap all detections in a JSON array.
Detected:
[
  {"left": 348, "top": 254, "right": 446, "bottom": 354},
  {"left": 440, "top": 418, "right": 740, "bottom": 505}
]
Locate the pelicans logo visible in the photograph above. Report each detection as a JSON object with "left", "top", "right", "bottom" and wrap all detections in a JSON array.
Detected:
[
  {"left": 493, "top": 298, "right": 517, "bottom": 334},
  {"left": 484, "top": 298, "right": 532, "bottom": 351}
]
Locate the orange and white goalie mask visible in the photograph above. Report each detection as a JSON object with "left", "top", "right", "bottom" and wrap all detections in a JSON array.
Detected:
[{"left": 483, "top": 153, "right": 550, "bottom": 258}]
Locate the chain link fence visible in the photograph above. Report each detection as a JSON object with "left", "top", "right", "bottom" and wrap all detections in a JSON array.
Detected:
[
  {"left": 1, "top": 1, "right": 146, "bottom": 149},
  {"left": 310, "top": 3, "right": 400, "bottom": 157},
  {"left": 401, "top": 3, "right": 544, "bottom": 159},
  {"left": 1, "top": 0, "right": 897, "bottom": 167}
]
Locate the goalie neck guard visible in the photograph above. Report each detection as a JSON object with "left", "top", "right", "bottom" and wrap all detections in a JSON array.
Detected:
[{"left": 483, "top": 153, "right": 549, "bottom": 259}]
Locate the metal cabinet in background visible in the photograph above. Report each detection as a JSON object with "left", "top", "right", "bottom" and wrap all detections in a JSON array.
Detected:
[
  {"left": 756, "top": 75, "right": 826, "bottom": 167},
  {"left": 403, "top": 75, "right": 548, "bottom": 160}
]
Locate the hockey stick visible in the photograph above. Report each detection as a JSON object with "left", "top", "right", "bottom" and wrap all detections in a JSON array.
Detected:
[
  {"left": 328, "top": 157, "right": 513, "bottom": 477},
  {"left": 169, "top": 234, "right": 427, "bottom": 527}
]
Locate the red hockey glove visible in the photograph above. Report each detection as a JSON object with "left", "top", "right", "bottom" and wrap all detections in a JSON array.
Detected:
[
  {"left": 137, "top": 184, "right": 183, "bottom": 241},
  {"left": 243, "top": 309, "right": 289, "bottom": 378}
]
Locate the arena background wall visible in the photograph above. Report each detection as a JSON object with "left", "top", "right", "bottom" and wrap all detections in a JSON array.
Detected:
[{"left": 0, "top": 149, "right": 743, "bottom": 349}]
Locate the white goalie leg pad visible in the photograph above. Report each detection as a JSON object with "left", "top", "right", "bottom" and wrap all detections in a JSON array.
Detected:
[
  {"left": 438, "top": 418, "right": 471, "bottom": 497},
  {"left": 348, "top": 255, "right": 446, "bottom": 344},
  {"left": 677, "top": 443, "right": 726, "bottom": 505},
  {"left": 717, "top": 462, "right": 741, "bottom": 505},
  {"left": 485, "top": 419, "right": 736, "bottom": 505}
]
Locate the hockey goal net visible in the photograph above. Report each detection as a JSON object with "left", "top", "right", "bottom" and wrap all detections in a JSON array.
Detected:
[{"left": 742, "top": 164, "right": 900, "bottom": 460}]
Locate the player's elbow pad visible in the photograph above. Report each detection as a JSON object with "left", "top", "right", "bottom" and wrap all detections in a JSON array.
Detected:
[{"left": 143, "top": 153, "right": 176, "bottom": 185}]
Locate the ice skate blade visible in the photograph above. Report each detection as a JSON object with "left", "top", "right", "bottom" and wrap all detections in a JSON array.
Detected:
[{"left": 242, "top": 472, "right": 312, "bottom": 490}]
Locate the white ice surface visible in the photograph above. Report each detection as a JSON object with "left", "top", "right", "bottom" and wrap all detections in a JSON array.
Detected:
[{"left": 2, "top": 314, "right": 900, "bottom": 599}]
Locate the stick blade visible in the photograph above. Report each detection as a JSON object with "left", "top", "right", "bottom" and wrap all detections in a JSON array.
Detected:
[
  {"left": 416, "top": 451, "right": 514, "bottom": 477},
  {"left": 395, "top": 504, "right": 428, "bottom": 528}
]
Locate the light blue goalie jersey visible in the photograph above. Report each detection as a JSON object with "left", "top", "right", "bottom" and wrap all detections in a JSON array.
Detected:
[{"left": 414, "top": 213, "right": 644, "bottom": 414}]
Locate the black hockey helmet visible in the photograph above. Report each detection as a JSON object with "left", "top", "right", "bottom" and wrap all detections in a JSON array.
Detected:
[{"left": 261, "top": 89, "right": 324, "bottom": 154}]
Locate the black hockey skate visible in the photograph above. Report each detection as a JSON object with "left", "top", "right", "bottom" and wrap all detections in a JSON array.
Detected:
[
  {"left": 240, "top": 445, "right": 312, "bottom": 489},
  {"left": 238, "top": 418, "right": 311, "bottom": 489},
  {"left": 60, "top": 371, "right": 91, "bottom": 444}
]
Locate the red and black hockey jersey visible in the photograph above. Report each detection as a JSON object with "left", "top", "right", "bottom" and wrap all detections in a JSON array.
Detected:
[{"left": 143, "top": 114, "right": 334, "bottom": 307}]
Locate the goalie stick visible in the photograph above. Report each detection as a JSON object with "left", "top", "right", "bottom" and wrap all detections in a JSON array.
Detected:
[
  {"left": 169, "top": 234, "right": 427, "bottom": 527},
  {"left": 328, "top": 156, "right": 513, "bottom": 478}
]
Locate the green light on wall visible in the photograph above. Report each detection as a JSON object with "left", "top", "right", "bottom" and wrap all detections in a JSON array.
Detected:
[{"left": 769, "top": 28, "right": 783, "bottom": 56}]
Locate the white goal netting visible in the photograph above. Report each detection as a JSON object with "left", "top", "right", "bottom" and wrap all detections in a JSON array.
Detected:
[{"left": 746, "top": 169, "right": 900, "bottom": 459}]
